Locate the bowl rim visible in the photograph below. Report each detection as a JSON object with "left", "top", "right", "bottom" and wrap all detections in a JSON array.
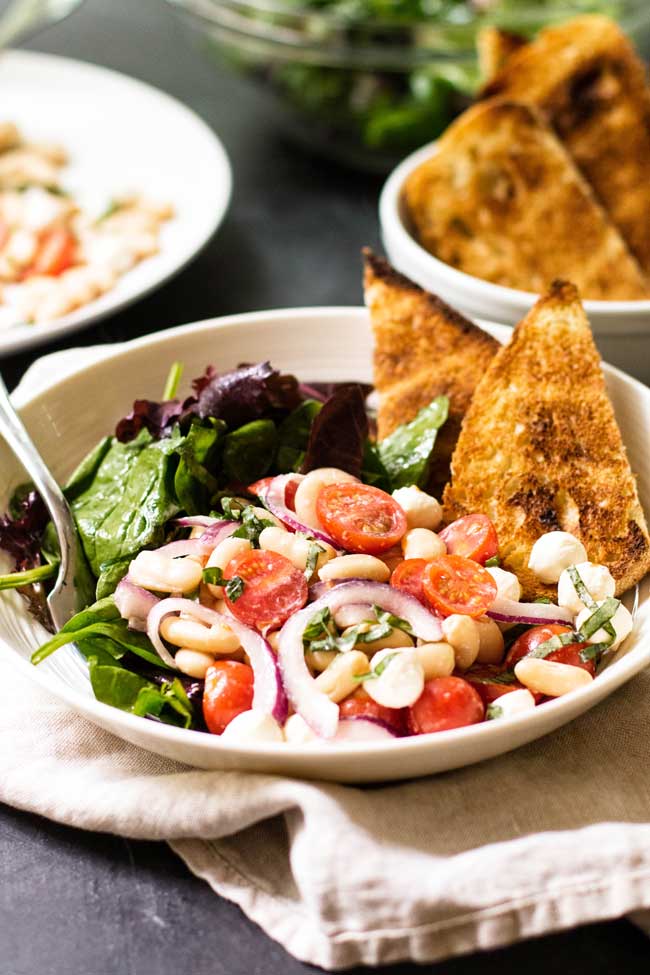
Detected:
[
  {"left": 4, "top": 306, "right": 650, "bottom": 764},
  {"left": 380, "top": 138, "right": 650, "bottom": 319}
]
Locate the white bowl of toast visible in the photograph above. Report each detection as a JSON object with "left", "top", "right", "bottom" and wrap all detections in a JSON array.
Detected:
[{"left": 380, "top": 14, "right": 650, "bottom": 381}]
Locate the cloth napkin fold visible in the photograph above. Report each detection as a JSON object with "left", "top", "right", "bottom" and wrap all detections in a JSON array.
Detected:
[{"left": 2, "top": 343, "right": 650, "bottom": 970}]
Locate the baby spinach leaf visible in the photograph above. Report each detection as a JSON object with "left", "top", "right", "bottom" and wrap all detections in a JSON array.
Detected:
[
  {"left": 88, "top": 659, "right": 193, "bottom": 728},
  {"left": 361, "top": 440, "right": 391, "bottom": 492},
  {"left": 174, "top": 417, "right": 226, "bottom": 515},
  {"left": 222, "top": 419, "right": 278, "bottom": 484},
  {"left": 275, "top": 399, "right": 322, "bottom": 473},
  {"left": 232, "top": 505, "right": 275, "bottom": 546},
  {"left": 377, "top": 396, "right": 449, "bottom": 490}
]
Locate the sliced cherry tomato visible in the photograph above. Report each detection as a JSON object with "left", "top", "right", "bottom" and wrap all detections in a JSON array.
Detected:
[
  {"left": 439, "top": 513, "right": 498, "bottom": 564},
  {"left": 391, "top": 558, "right": 428, "bottom": 604},
  {"left": 339, "top": 688, "right": 406, "bottom": 734},
  {"left": 407, "top": 676, "right": 484, "bottom": 735},
  {"left": 248, "top": 476, "right": 273, "bottom": 498},
  {"left": 464, "top": 665, "right": 529, "bottom": 705},
  {"left": 248, "top": 475, "right": 298, "bottom": 510},
  {"left": 202, "top": 660, "right": 254, "bottom": 735},
  {"left": 423, "top": 555, "right": 497, "bottom": 618},
  {"left": 316, "top": 482, "right": 407, "bottom": 554},
  {"left": 29, "top": 227, "right": 77, "bottom": 277},
  {"left": 224, "top": 549, "right": 308, "bottom": 630},
  {"left": 504, "top": 624, "right": 594, "bottom": 675}
]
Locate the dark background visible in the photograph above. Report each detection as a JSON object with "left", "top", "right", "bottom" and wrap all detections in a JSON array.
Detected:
[{"left": 1, "top": 1, "right": 649, "bottom": 972}]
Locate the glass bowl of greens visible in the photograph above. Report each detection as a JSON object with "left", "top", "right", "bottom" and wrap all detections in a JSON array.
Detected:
[{"left": 164, "top": 0, "right": 650, "bottom": 172}]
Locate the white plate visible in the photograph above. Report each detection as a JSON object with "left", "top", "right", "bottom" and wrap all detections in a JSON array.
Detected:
[
  {"left": 1, "top": 308, "right": 649, "bottom": 783},
  {"left": 0, "top": 50, "right": 232, "bottom": 356}
]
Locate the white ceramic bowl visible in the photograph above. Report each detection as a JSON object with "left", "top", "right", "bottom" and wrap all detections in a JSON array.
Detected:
[
  {"left": 2, "top": 308, "right": 649, "bottom": 783},
  {"left": 380, "top": 141, "right": 650, "bottom": 382}
]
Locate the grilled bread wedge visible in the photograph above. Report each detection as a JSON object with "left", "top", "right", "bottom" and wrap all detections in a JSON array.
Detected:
[
  {"left": 481, "top": 15, "right": 650, "bottom": 274},
  {"left": 404, "top": 99, "right": 650, "bottom": 300},
  {"left": 477, "top": 26, "right": 526, "bottom": 83},
  {"left": 363, "top": 249, "right": 498, "bottom": 494},
  {"left": 443, "top": 281, "right": 650, "bottom": 599}
]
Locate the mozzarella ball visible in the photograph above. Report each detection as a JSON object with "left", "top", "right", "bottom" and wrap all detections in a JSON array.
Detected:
[
  {"left": 486, "top": 566, "right": 522, "bottom": 603},
  {"left": 364, "top": 647, "right": 424, "bottom": 709},
  {"left": 575, "top": 600, "right": 633, "bottom": 649},
  {"left": 487, "top": 689, "right": 536, "bottom": 720},
  {"left": 220, "top": 710, "right": 284, "bottom": 744},
  {"left": 284, "top": 713, "right": 318, "bottom": 745},
  {"left": 557, "top": 562, "right": 616, "bottom": 616},
  {"left": 528, "top": 532, "right": 588, "bottom": 584},
  {"left": 391, "top": 486, "right": 442, "bottom": 530}
]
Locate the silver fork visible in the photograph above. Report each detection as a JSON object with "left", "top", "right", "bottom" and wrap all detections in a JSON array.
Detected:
[{"left": 0, "top": 373, "right": 79, "bottom": 630}]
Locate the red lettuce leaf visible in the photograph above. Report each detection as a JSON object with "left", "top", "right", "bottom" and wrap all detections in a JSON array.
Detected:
[
  {"left": 0, "top": 489, "right": 48, "bottom": 571},
  {"left": 301, "top": 384, "right": 369, "bottom": 478}
]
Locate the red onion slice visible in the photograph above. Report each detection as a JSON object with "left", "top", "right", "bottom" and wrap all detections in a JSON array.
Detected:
[
  {"left": 277, "top": 581, "right": 443, "bottom": 739},
  {"left": 332, "top": 603, "right": 374, "bottom": 628},
  {"left": 146, "top": 597, "right": 287, "bottom": 723},
  {"left": 156, "top": 520, "right": 238, "bottom": 560},
  {"left": 174, "top": 516, "right": 221, "bottom": 528},
  {"left": 487, "top": 597, "right": 573, "bottom": 626},
  {"left": 261, "top": 474, "right": 340, "bottom": 548},
  {"left": 114, "top": 578, "right": 160, "bottom": 632}
]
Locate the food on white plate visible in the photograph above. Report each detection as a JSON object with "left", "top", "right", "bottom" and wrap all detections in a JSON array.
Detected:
[
  {"left": 0, "top": 261, "right": 646, "bottom": 746},
  {"left": 403, "top": 98, "right": 650, "bottom": 300},
  {"left": 0, "top": 122, "right": 172, "bottom": 329},
  {"left": 481, "top": 15, "right": 650, "bottom": 275}
]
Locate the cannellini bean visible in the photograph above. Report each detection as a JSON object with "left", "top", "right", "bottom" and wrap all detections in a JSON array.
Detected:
[
  {"left": 575, "top": 600, "right": 633, "bottom": 649},
  {"left": 333, "top": 604, "right": 373, "bottom": 628},
  {"left": 475, "top": 617, "right": 505, "bottom": 665},
  {"left": 259, "top": 526, "right": 336, "bottom": 576},
  {"left": 318, "top": 554, "right": 390, "bottom": 583},
  {"left": 342, "top": 622, "right": 413, "bottom": 655},
  {"left": 392, "top": 486, "right": 442, "bottom": 530},
  {"left": 249, "top": 505, "right": 284, "bottom": 529},
  {"left": 557, "top": 562, "right": 615, "bottom": 616},
  {"left": 401, "top": 528, "right": 446, "bottom": 561},
  {"left": 487, "top": 689, "right": 536, "bottom": 719},
  {"left": 415, "top": 642, "right": 455, "bottom": 679},
  {"left": 267, "top": 630, "right": 281, "bottom": 652},
  {"left": 379, "top": 545, "right": 405, "bottom": 575},
  {"left": 129, "top": 550, "right": 203, "bottom": 593},
  {"left": 284, "top": 713, "right": 318, "bottom": 744},
  {"left": 204, "top": 536, "right": 252, "bottom": 596},
  {"left": 305, "top": 649, "right": 338, "bottom": 673},
  {"left": 160, "top": 615, "right": 241, "bottom": 654},
  {"left": 528, "top": 531, "right": 587, "bottom": 584},
  {"left": 486, "top": 566, "right": 521, "bottom": 603},
  {"left": 294, "top": 467, "right": 357, "bottom": 530},
  {"left": 314, "top": 650, "right": 369, "bottom": 702},
  {"left": 441, "top": 614, "right": 480, "bottom": 670},
  {"left": 365, "top": 647, "right": 424, "bottom": 709},
  {"left": 514, "top": 657, "right": 593, "bottom": 697},
  {"left": 174, "top": 648, "right": 216, "bottom": 679},
  {"left": 220, "top": 710, "right": 284, "bottom": 744}
]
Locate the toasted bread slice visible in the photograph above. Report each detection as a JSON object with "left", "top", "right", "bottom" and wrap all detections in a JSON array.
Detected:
[
  {"left": 477, "top": 26, "right": 527, "bottom": 83},
  {"left": 443, "top": 281, "right": 650, "bottom": 599},
  {"left": 481, "top": 15, "right": 650, "bottom": 273},
  {"left": 363, "top": 249, "right": 499, "bottom": 494},
  {"left": 404, "top": 99, "right": 650, "bottom": 300}
]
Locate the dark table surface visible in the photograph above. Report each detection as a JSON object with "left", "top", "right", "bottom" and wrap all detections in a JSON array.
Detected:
[{"left": 2, "top": 1, "right": 650, "bottom": 972}]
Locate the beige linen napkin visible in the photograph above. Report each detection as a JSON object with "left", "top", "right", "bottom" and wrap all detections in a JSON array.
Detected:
[{"left": 1, "top": 343, "right": 650, "bottom": 969}]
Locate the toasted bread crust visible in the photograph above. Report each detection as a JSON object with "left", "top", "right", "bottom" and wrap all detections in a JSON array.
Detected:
[
  {"left": 481, "top": 15, "right": 650, "bottom": 273},
  {"left": 363, "top": 249, "right": 498, "bottom": 493},
  {"left": 404, "top": 99, "right": 650, "bottom": 300},
  {"left": 477, "top": 26, "right": 527, "bottom": 83},
  {"left": 443, "top": 281, "right": 650, "bottom": 598}
]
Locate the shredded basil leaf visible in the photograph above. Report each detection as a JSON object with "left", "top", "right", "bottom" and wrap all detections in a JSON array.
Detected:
[
  {"left": 225, "top": 576, "right": 245, "bottom": 602},
  {"left": 202, "top": 566, "right": 225, "bottom": 586},
  {"left": 579, "top": 643, "right": 609, "bottom": 664},
  {"left": 578, "top": 597, "right": 620, "bottom": 641},
  {"left": 304, "top": 540, "right": 325, "bottom": 580},
  {"left": 232, "top": 505, "right": 275, "bottom": 547},
  {"left": 221, "top": 497, "right": 245, "bottom": 520},
  {"left": 303, "top": 606, "right": 333, "bottom": 643},
  {"left": 568, "top": 566, "right": 616, "bottom": 641},
  {"left": 529, "top": 631, "right": 578, "bottom": 659},
  {"left": 485, "top": 556, "right": 500, "bottom": 568},
  {"left": 303, "top": 605, "right": 411, "bottom": 655},
  {"left": 469, "top": 670, "right": 517, "bottom": 685},
  {"left": 486, "top": 702, "right": 503, "bottom": 720},
  {"left": 354, "top": 651, "right": 401, "bottom": 683}
]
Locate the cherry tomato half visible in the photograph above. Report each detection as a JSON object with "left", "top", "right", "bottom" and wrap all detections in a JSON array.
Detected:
[
  {"left": 339, "top": 688, "right": 406, "bottom": 735},
  {"left": 407, "top": 676, "right": 484, "bottom": 735},
  {"left": 390, "top": 558, "right": 428, "bottom": 605},
  {"left": 30, "top": 227, "right": 77, "bottom": 277},
  {"left": 248, "top": 476, "right": 298, "bottom": 511},
  {"left": 316, "top": 482, "right": 407, "bottom": 554},
  {"left": 224, "top": 549, "right": 308, "bottom": 630},
  {"left": 504, "top": 624, "right": 594, "bottom": 675},
  {"left": 203, "top": 660, "right": 254, "bottom": 735},
  {"left": 439, "top": 513, "right": 498, "bottom": 565},
  {"left": 464, "top": 665, "right": 529, "bottom": 706},
  {"left": 423, "top": 555, "right": 497, "bottom": 618}
]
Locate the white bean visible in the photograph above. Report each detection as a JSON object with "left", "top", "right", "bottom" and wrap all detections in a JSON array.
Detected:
[
  {"left": 249, "top": 505, "right": 284, "bottom": 529},
  {"left": 314, "top": 650, "right": 369, "bottom": 702},
  {"left": 160, "top": 615, "right": 240, "bottom": 654},
  {"left": 284, "top": 713, "right": 318, "bottom": 744},
  {"left": 174, "top": 648, "right": 216, "bottom": 679},
  {"left": 391, "top": 486, "right": 442, "bottom": 530},
  {"left": 220, "top": 710, "right": 284, "bottom": 744},
  {"left": 486, "top": 566, "right": 522, "bottom": 603},
  {"left": 401, "top": 528, "right": 446, "bottom": 561},
  {"left": 266, "top": 630, "right": 281, "bottom": 652},
  {"left": 342, "top": 623, "right": 413, "bottom": 655},
  {"left": 441, "top": 614, "right": 480, "bottom": 670},
  {"left": 129, "top": 550, "right": 203, "bottom": 594},
  {"left": 259, "top": 525, "right": 336, "bottom": 576},
  {"left": 475, "top": 617, "right": 505, "bottom": 665},
  {"left": 293, "top": 467, "right": 357, "bottom": 531},
  {"left": 204, "top": 537, "right": 252, "bottom": 596},
  {"left": 318, "top": 554, "right": 390, "bottom": 583},
  {"left": 365, "top": 647, "right": 424, "bottom": 709},
  {"left": 487, "top": 689, "right": 536, "bottom": 719},
  {"left": 514, "top": 657, "right": 593, "bottom": 697},
  {"left": 305, "top": 649, "right": 338, "bottom": 673},
  {"left": 415, "top": 642, "right": 455, "bottom": 679}
]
